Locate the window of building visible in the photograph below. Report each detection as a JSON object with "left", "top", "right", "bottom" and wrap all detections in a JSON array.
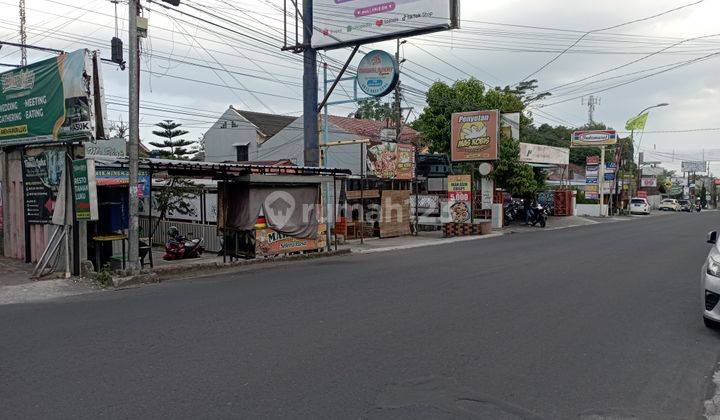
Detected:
[
  {"left": 231, "top": 121, "right": 238, "bottom": 128},
  {"left": 235, "top": 144, "right": 249, "bottom": 162}
]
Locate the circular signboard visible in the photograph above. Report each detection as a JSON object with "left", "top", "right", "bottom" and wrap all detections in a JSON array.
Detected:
[
  {"left": 356, "top": 50, "right": 399, "bottom": 98},
  {"left": 478, "top": 162, "right": 494, "bottom": 176}
]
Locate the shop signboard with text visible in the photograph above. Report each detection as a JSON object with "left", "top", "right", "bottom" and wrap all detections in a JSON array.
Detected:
[
  {"left": 641, "top": 177, "right": 657, "bottom": 188},
  {"left": 22, "top": 146, "right": 65, "bottom": 223},
  {"left": 447, "top": 175, "right": 471, "bottom": 223},
  {"left": 519, "top": 142, "right": 569, "bottom": 165},
  {"left": 571, "top": 130, "right": 618, "bottom": 147},
  {"left": 450, "top": 110, "right": 499, "bottom": 162},
  {"left": 72, "top": 158, "right": 99, "bottom": 221},
  {"left": 255, "top": 224, "right": 327, "bottom": 257}
]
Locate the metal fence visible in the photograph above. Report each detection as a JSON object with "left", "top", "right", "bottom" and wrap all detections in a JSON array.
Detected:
[{"left": 139, "top": 218, "right": 221, "bottom": 252}]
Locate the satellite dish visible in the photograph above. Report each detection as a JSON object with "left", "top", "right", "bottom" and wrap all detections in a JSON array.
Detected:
[{"left": 478, "top": 162, "right": 493, "bottom": 176}]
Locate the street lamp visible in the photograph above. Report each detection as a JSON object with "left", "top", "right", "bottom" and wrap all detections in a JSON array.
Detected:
[{"left": 630, "top": 103, "right": 669, "bottom": 199}]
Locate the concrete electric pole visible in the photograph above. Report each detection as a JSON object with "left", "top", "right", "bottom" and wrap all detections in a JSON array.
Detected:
[
  {"left": 127, "top": 0, "right": 140, "bottom": 270},
  {"left": 303, "top": 0, "right": 319, "bottom": 167}
]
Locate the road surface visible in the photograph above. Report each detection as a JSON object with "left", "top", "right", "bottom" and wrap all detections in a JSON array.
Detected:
[{"left": 2, "top": 212, "right": 719, "bottom": 419}]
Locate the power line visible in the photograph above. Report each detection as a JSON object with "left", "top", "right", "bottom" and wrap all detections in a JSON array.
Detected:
[{"left": 519, "top": 0, "right": 705, "bottom": 82}]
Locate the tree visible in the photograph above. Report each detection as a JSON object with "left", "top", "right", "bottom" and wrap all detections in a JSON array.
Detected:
[
  {"left": 353, "top": 99, "right": 393, "bottom": 121},
  {"left": 149, "top": 120, "right": 195, "bottom": 159},
  {"left": 412, "top": 78, "right": 527, "bottom": 155},
  {"left": 700, "top": 184, "right": 708, "bottom": 207},
  {"left": 493, "top": 135, "right": 543, "bottom": 195}
]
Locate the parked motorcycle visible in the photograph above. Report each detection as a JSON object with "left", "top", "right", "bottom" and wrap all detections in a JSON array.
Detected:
[
  {"left": 529, "top": 203, "right": 548, "bottom": 228},
  {"left": 503, "top": 200, "right": 524, "bottom": 226},
  {"left": 163, "top": 226, "right": 205, "bottom": 260}
]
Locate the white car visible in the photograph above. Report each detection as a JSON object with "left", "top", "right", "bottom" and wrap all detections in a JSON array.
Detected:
[
  {"left": 658, "top": 198, "right": 680, "bottom": 211},
  {"left": 629, "top": 197, "right": 650, "bottom": 215},
  {"left": 704, "top": 231, "right": 720, "bottom": 328}
]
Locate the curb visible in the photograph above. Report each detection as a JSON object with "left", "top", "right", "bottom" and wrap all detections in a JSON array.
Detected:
[
  {"left": 352, "top": 233, "right": 504, "bottom": 254},
  {"left": 111, "top": 249, "right": 352, "bottom": 287}
]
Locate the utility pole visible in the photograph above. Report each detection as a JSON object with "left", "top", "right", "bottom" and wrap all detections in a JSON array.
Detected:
[
  {"left": 19, "top": 0, "right": 26, "bottom": 66},
  {"left": 127, "top": 0, "right": 140, "bottom": 270},
  {"left": 394, "top": 38, "right": 402, "bottom": 141},
  {"left": 303, "top": 0, "right": 319, "bottom": 167}
]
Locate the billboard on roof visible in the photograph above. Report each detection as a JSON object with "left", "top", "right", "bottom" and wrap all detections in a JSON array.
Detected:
[
  {"left": 312, "top": 0, "right": 459, "bottom": 49},
  {"left": 0, "top": 49, "right": 108, "bottom": 146}
]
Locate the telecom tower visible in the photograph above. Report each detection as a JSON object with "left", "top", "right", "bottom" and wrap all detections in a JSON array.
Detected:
[
  {"left": 19, "top": 0, "right": 27, "bottom": 66},
  {"left": 582, "top": 95, "right": 601, "bottom": 125}
]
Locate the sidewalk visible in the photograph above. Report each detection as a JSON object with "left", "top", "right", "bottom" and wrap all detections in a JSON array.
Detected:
[{"left": 0, "top": 256, "right": 97, "bottom": 305}]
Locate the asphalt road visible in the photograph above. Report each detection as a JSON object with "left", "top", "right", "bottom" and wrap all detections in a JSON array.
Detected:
[{"left": 2, "top": 212, "right": 720, "bottom": 419}]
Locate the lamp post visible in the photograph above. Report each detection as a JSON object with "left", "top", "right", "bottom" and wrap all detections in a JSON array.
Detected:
[{"left": 630, "top": 103, "right": 668, "bottom": 199}]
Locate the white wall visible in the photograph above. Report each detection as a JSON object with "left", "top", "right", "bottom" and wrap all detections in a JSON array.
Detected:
[
  {"left": 259, "top": 118, "right": 362, "bottom": 174},
  {"left": 575, "top": 204, "right": 609, "bottom": 217},
  {"left": 203, "top": 107, "right": 261, "bottom": 162}
]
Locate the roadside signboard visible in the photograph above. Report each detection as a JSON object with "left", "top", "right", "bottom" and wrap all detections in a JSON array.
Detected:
[
  {"left": 356, "top": 50, "right": 399, "bottom": 97},
  {"left": 641, "top": 177, "right": 657, "bottom": 188},
  {"left": 22, "top": 146, "right": 65, "bottom": 223},
  {"left": 681, "top": 161, "right": 706, "bottom": 173},
  {"left": 255, "top": 224, "right": 327, "bottom": 257},
  {"left": 604, "top": 172, "right": 615, "bottom": 181},
  {"left": 366, "top": 141, "right": 414, "bottom": 180},
  {"left": 312, "top": 0, "right": 459, "bottom": 49},
  {"left": 586, "top": 177, "right": 599, "bottom": 184},
  {"left": 586, "top": 155, "right": 600, "bottom": 165},
  {"left": 450, "top": 110, "right": 499, "bottom": 162},
  {"left": 586, "top": 165, "right": 599, "bottom": 177},
  {"left": 571, "top": 130, "right": 618, "bottom": 147},
  {"left": 519, "top": 142, "right": 569, "bottom": 165},
  {"left": 447, "top": 175, "right": 471, "bottom": 223},
  {"left": 72, "top": 159, "right": 99, "bottom": 221},
  {"left": 0, "top": 49, "right": 107, "bottom": 145},
  {"left": 96, "top": 167, "right": 151, "bottom": 197}
]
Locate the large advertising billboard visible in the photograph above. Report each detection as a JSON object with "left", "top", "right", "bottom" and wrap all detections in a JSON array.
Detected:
[
  {"left": 0, "top": 49, "right": 107, "bottom": 145},
  {"left": 681, "top": 161, "right": 706, "bottom": 173},
  {"left": 450, "top": 110, "right": 499, "bottom": 162},
  {"left": 312, "top": 0, "right": 459, "bottom": 49},
  {"left": 366, "top": 141, "right": 414, "bottom": 180}
]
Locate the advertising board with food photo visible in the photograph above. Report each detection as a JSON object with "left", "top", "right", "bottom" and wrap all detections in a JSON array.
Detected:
[
  {"left": 366, "top": 142, "right": 414, "bottom": 180},
  {"left": 447, "top": 175, "right": 472, "bottom": 224},
  {"left": 450, "top": 110, "right": 499, "bottom": 162}
]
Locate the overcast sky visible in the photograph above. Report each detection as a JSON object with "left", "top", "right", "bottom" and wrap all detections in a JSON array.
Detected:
[{"left": 1, "top": 0, "right": 718, "bottom": 173}]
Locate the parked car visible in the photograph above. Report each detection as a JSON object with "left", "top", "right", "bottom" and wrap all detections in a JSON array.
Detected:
[
  {"left": 658, "top": 198, "right": 680, "bottom": 211},
  {"left": 678, "top": 199, "right": 692, "bottom": 212},
  {"left": 703, "top": 231, "right": 720, "bottom": 328},
  {"left": 629, "top": 197, "right": 650, "bottom": 215}
]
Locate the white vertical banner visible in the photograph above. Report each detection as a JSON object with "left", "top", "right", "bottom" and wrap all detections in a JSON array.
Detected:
[{"left": 481, "top": 177, "right": 494, "bottom": 210}]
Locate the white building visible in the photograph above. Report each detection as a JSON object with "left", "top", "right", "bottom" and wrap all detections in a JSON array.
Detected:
[{"left": 202, "top": 106, "right": 296, "bottom": 163}]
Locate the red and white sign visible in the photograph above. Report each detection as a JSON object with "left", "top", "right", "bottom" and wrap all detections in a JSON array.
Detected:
[
  {"left": 640, "top": 177, "right": 657, "bottom": 188},
  {"left": 637, "top": 191, "right": 648, "bottom": 198},
  {"left": 586, "top": 155, "right": 600, "bottom": 165}
]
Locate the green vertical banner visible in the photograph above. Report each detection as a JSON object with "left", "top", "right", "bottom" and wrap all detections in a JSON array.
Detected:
[{"left": 72, "top": 158, "right": 98, "bottom": 221}]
